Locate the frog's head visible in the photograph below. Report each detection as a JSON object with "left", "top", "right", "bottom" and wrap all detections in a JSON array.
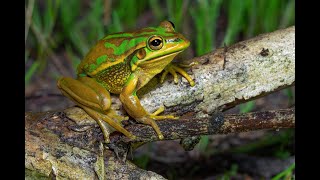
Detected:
[{"left": 130, "top": 20, "right": 190, "bottom": 71}]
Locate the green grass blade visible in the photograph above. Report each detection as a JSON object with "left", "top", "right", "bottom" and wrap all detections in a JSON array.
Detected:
[
  {"left": 263, "top": 0, "right": 281, "bottom": 32},
  {"left": 280, "top": 0, "right": 295, "bottom": 28},
  {"left": 59, "top": 0, "right": 80, "bottom": 34},
  {"left": 110, "top": 10, "right": 123, "bottom": 33},
  {"left": 32, "top": 3, "right": 42, "bottom": 30},
  {"left": 239, "top": 101, "right": 255, "bottom": 113},
  {"left": 272, "top": 163, "right": 295, "bottom": 180},
  {"left": 190, "top": 0, "right": 222, "bottom": 55},
  {"left": 227, "top": 130, "right": 294, "bottom": 154},
  {"left": 25, "top": 61, "right": 40, "bottom": 85},
  {"left": 284, "top": 88, "right": 294, "bottom": 106},
  {"left": 25, "top": 50, "right": 30, "bottom": 63},
  {"left": 132, "top": 154, "right": 150, "bottom": 169},
  {"left": 87, "top": 0, "right": 105, "bottom": 40},
  {"left": 149, "top": 0, "right": 164, "bottom": 20},
  {"left": 25, "top": 0, "right": 35, "bottom": 43},
  {"left": 65, "top": 45, "right": 81, "bottom": 71},
  {"left": 223, "top": 0, "right": 246, "bottom": 45},
  {"left": 166, "top": 0, "right": 184, "bottom": 31},
  {"left": 245, "top": 0, "right": 257, "bottom": 38},
  {"left": 68, "top": 29, "right": 90, "bottom": 57},
  {"left": 198, "top": 135, "right": 209, "bottom": 153},
  {"left": 207, "top": 0, "right": 223, "bottom": 49}
]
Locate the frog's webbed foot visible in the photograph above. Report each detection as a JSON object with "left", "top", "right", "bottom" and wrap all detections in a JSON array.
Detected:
[
  {"left": 80, "top": 106, "right": 136, "bottom": 144},
  {"left": 160, "top": 62, "right": 197, "bottom": 86}
]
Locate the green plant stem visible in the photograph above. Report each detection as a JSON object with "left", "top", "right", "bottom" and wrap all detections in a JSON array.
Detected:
[
  {"left": 25, "top": 0, "right": 35, "bottom": 43},
  {"left": 272, "top": 163, "right": 295, "bottom": 180}
]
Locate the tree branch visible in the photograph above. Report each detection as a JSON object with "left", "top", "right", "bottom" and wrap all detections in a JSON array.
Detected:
[
  {"left": 111, "top": 108, "right": 294, "bottom": 143},
  {"left": 137, "top": 26, "right": 294, "bottom": 116}
]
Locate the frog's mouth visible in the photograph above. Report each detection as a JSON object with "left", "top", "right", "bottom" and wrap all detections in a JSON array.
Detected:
[
  {"left": 131, "top": 48, "right": 185, "bottom": 72},
  {"left": 134, "top": 51, "right": 182, "bottom": 73},
  {"left": 141, "top": 50, "right": 183, "bottom": 64}
]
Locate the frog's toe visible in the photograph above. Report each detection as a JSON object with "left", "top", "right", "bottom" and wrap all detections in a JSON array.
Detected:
[
  {"left": 161, "top": 63, "right": 195, "bottom": 86},
  {"left": 160, "top": 70, "right": 169, "bottom": 83},
  {"left": 168, "top": 68, "right": 179, "bottom": 83},
  {"left": 158, "top": 134, "right": 164, "bottom": 140},
  {"left": 178, "top": 61, "right": 199, "bottom": 68},
  {"left": 171, "top": 65, "right": 195, "bottom": 87},
  {"left": 150, "top": 114, "right": 179, "bottom": 120},
  {"left": 103, "top": 138, "right": 111, "bottom": 144},
  {"left": 128, "top": 134, "right": 137, "bottom": 140},
  {"left": 151, "top": 106, "right": 165, "bottom": 116},
  {"left": 149, "top": 106, "right": 179, "bottom": 120}
]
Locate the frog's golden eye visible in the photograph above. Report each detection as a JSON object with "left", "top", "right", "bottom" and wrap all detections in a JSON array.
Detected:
[{"left": 148, "top": 36, "right": 163, "bottom": 50}]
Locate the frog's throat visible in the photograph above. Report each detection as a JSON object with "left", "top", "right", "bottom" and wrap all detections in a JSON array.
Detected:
[
  {"left": 134, "top": 51, "right": 182, "bottom": 89},
  {"left": 131, "top": 50, "right": 182, "bottom": 71}
]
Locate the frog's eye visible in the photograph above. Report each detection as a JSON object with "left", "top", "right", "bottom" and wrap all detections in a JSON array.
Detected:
[{"left": 148, "top": 36, "right": 163, "bottom": 50}]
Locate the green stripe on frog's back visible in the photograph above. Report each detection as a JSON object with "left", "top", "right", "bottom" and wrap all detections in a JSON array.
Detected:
[
  {"left": 82, "top": 54, "right": 115, "bottom": 74},
  {"left": 104, "top": 37, "right": 146, "bottom": 56},
  {"left": 78, "top": 26, "right": 176, "bottom": 76},
  {"left": 102, "top": 28, "right": 176, "bottom": 58},
  {"left": 88, "top": 55, "right": 107, "bottom": 72},
  {"left": 77, "top": 38, "right": 117, "bottom": 75},
  {"left": 87, "top": 37, "right": 146, "bottom": 75},
  {"left": 103, "top": 33, "right": 134, "bottom": 40}
]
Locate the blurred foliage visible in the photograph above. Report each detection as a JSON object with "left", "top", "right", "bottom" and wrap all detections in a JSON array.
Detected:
[
  {"left": 239, "top": 100, "right": 255, "bottom": 113},
  {"left": 272, "top": 163, "right": 295, "bottom": 180},
  {"left": 25, "top": 0, "right": 295, "bottom": 85},
  {"left": 132, "top": 154, "right": 150, "bottom": 169},
  {"left": 198, "top": 135, "right": 210, "bottom": 155},
  {"left": 217, "top": 164, "right": 238, "bottom": 180},
  {"left": 227, "top": 129, "right": 294, "bottom": 155},
  {"left": 25, "top": 0, "right": 295, "bottom": 178}
]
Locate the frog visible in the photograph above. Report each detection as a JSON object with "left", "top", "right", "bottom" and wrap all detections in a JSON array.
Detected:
[{"left": 57, "top": 21, "right": 195, "bottom": 143}]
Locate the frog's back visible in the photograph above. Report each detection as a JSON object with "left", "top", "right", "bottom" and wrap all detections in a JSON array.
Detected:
[
  {"left": 77, "top": 31, "right": 150, "bottom": 75},
  {"left": 78, "top": 37, "right": 123, "bottom": 76},
  {"left": 77, "top": 32, "right": 146, "bottom": 94}
]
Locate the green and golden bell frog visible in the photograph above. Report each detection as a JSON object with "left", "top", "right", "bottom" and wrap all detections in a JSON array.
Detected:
[{"left": 57, "top": 21, "right": 195, "bottom": 143}]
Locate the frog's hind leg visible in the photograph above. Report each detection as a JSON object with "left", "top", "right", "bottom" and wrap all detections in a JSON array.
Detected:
[
  {"left": 57, "top": 76, "right": 136, "bottom": 143},
  {"left": 81, "top": 106, "right": 136, "bottom": 142},
  {"left": 106, "top": 108, "right": 129, "bottom": 123}
]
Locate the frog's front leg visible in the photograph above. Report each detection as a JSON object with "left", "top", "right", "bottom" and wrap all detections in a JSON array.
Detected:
[
  {"left": 160, "top": 62, "right": 197, "bottom": 86},
  {"left": 57, "top": 76, "right": 136, "bottom": 143},
  {"left": 119, "top": 74, "right": 177, "bottom": 140}
]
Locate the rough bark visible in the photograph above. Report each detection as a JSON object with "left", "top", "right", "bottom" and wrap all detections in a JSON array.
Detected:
[
  {"left": 25, "top": 26, "right": 295, "bottom": 179},
  {"left": 112, "top": 108, "right": 294, "bottom": 143}
]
